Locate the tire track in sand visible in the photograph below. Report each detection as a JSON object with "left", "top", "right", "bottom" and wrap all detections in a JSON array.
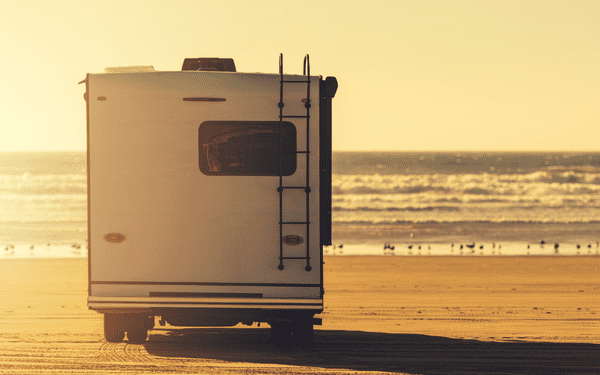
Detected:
[{"left": 99, "top": 341, "right": 152, "bottom": 363}]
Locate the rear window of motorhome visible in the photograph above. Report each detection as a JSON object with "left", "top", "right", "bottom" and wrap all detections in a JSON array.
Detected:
[{"left": 199, "top": 121, "right": 297, "bottom": 176}]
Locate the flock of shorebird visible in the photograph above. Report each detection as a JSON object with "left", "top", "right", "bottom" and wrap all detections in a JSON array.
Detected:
[
  {"left": 325, "top": 241, "right": 600, "bottom": 256},
  {"left": 5, "top": 240, "right": 600, "bottom": 257},
  {"left": 2, "top": 242, "right": 87, "bottom": 256}
]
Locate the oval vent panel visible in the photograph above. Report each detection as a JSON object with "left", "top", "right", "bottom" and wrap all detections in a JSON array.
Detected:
[
  {"left": 282, "top": 235, "right": 304, "bottom": 246},
  {"left": 104, "top": 233, "right": 125, "bottom": 243}
]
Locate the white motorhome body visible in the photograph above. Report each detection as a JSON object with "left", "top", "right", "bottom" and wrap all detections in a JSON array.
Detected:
[{"left": 84, "top": 56, "right": 337, "bottom": 344}]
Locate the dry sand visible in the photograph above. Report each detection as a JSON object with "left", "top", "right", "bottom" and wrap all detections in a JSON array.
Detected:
[{"left": 1, "top": 256, "right": 599, "bottom": 374}]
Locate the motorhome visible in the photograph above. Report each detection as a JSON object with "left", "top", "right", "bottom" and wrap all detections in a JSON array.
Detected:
[{"left": 82, "top": 55, "right": 337, "bottom": 344}]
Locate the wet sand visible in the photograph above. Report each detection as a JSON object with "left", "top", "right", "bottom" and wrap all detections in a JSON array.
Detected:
[
  {"left": 332, "top": 221, "right": 600, "bottom": 245},
  {"left": 1, "top": 256, "right": 599, "bottom": 374}
]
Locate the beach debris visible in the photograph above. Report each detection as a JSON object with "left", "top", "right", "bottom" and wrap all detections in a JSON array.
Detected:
[{"left": 466, "top": 243, "right": 475, "bottom": 249}]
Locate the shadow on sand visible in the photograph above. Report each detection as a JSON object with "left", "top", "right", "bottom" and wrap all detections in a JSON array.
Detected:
[{"left": 143, "top": 327, "right": 599, "bottom": 374}]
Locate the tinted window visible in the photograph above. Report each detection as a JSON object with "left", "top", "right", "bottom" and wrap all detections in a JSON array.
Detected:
[{"left": 199, "top": 121, "right": 297, "bottom": 176}]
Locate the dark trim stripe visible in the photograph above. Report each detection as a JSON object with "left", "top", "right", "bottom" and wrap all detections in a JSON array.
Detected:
[{"left": 91, "top": 281, "right": 321, "bottom": 287}]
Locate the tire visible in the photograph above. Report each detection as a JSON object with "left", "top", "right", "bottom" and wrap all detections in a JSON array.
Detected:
[
  {"left": 104, "top": 313, "right": 125, "bottom": 343},
  {"left": 270, "top": 322, "right": 292, "bottom": 346},
  {"left": 292, "top": 322, "right": 314, "bottom": 346},
  {"left": 126, "top": 314, "right": 151, "bottom": 343},
  {"left": 126, "top": 328, "right": 148, "bottom": 343}
]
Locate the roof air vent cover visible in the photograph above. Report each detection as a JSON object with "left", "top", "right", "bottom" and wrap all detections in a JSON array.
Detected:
[{"left": 182, "top": 58, "right": 236, "bottom": 72}]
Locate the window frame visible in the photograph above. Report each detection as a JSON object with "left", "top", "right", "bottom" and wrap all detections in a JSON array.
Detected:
[{"left": 198, "top": 121, "right": 297, "bottom": 177}]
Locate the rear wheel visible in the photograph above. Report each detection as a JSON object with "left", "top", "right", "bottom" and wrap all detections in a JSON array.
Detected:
[
  {"left": 126, "top": 328, "right": 148, "bottom": 343},
  {"left": 270, "top": 322, "right": 292, "bottom": 346},
  {"left": 292, "top": 321, "right": 314, "bottom": 346},
  {"left": 126, "top": 314, "right": 153, "bottom": 343},
  {"left": 104, "top": 313, "right": 126, "bottom": 343}
]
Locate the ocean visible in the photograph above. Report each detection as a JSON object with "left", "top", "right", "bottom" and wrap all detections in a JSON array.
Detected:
[{"left": 2, "top": 151, "right": 600, "bottom": 258}]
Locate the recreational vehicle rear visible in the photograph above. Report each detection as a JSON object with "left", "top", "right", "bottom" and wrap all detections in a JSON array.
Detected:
[{"left": 83, "top": 55, "right": 337, "bottom": 345}]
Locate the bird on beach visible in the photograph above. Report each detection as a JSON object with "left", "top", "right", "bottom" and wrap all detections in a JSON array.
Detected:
[
  {"left": 554, "top": 243, "right": 559, "bottom": 254},
  {"left": 466, "top": 243, "right": 475, "bottom": 249},
  {"left": 383, "top": 243, "right": 395, "bottom": 255}
]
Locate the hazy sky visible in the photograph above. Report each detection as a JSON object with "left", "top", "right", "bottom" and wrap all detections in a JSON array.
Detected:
[{"left": 0, "top": 0, "right": 598, "bottom": 152}]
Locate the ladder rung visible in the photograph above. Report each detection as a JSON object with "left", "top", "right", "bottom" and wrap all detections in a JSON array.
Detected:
[
  {"left": 280, "top": 257, "right": 310, "bottom": 260},
  {"left": 280, "top": 222, "right": 310, "bottom": 225},
  {"left": 280, "top": 186, "right": 309, "bottom": 189},
  {"left": 281, "top": 115, "right": 309, "bottom": 118},
  {"left": 281, "top": 80, "right": 310, "bottom": 83},
  {"left": 280, "top": 151, "right": 308, "bottom": 154}
]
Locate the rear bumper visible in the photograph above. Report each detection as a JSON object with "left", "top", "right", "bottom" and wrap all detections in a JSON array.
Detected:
[{"left": 88, "top": 296, "right": 323, "bottom": 311}]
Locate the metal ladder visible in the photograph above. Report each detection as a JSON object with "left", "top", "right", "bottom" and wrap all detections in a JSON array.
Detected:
[{"left": 277, "top": 53, "right": 312, "bottom": 271}]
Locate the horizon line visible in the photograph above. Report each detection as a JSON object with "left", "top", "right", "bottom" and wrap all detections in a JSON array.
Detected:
[{"left": 4, "top": 149, "right": 600, "bottom": 153}]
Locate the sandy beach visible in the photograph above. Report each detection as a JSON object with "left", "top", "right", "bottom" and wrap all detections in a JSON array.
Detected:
[{"left": 1, "top": 256, "right": 599, "bottom": 374}]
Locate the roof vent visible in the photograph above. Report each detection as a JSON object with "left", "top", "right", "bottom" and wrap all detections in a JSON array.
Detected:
[{"left": 182, "top": 58, "right": 236, "bottom": 72}]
